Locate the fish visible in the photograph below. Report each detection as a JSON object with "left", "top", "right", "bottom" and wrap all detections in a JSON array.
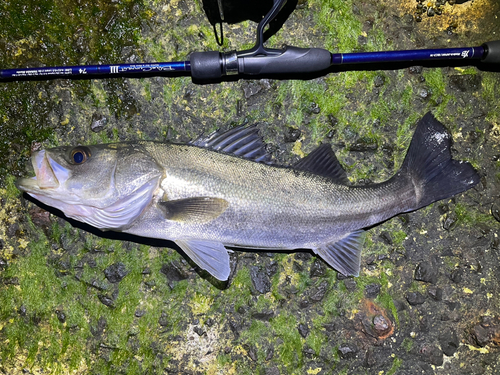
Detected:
[{"left": 16, "top": 112, "right": 479, "bottom": 281}]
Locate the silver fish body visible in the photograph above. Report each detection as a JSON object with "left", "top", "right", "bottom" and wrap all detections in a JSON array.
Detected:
[{"left": 16, "top": 113, "right": 480, "bottom": 280}]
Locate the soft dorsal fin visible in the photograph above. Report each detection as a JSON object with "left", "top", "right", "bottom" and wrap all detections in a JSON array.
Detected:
[
  {"left": 159, "top": 197, "right": 229, "bottom": 224},
  {"left": 294, "top": 144, "right": 349, "bottom": 184},
  {"left": 190, "top": 124, "right": 272, "bottom": 163}
]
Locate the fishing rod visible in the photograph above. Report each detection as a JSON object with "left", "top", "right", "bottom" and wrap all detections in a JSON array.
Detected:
[{"left": 1, "top": 0, "right": 499, "bottom": 83}]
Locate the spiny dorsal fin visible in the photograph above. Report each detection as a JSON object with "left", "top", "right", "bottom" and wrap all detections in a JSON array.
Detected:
[
  {"left": 159, "top": 197, "right": 229, "bottom": 223},
  {"left": 295, "top": 144, "right": 349, "bottom": 184},
  {"left": 314, "top": 230, "right": 366, "bottom": 277},
  {"left": 175, "top": 239, "right": 230, "bottom": 281},
  {"left": 190, "top": 124, "right": 272, "bottom": 163}
]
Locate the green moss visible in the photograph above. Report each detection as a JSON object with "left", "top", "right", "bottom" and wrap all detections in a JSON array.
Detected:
[
  {"left": 270, "top": 312, "right": 303, "bottom": 368},
  {"left": 387, "top": 356, "right": 402, "bottom": 375},
  {"left": 422, "top": 69, "right": 452, "bottom": 115}
]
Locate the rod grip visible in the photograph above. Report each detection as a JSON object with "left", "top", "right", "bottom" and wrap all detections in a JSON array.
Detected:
[
  {"left": 482, "top": 40, "right": 500, "bottom": 64},
  {"left": 190, "top": 51, "right": 222, "bottom": 82}
]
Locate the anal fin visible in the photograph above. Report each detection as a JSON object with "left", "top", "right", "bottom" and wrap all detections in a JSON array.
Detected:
[
  {"left": 314, "top": 230, "right": 366, "bottom": 277},
  {"left": 176, "top": 239, "right": 231, "bottom": 281}
]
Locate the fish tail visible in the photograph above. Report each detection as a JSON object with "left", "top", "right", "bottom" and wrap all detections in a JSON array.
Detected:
[{"left": 400, "top": 112, "right": 479, "bottom": 211}]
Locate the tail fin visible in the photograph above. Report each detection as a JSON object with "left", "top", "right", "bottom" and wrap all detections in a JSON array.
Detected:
[{"left": 401, "top": 112, "right": 479, "bottom": 210}]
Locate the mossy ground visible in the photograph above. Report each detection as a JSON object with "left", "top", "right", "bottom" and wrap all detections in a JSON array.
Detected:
[{"left": 1, "top": 0, "right": 500, "bottom": 374}]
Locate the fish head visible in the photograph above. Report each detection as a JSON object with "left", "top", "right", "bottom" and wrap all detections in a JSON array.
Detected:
[{"left": 16, "top": 143, "right": 162, "bottom": 230}]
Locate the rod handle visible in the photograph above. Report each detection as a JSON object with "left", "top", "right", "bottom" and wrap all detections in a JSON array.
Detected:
[{"left": 482, "top": 40, "right": 500, "bottom": 64}]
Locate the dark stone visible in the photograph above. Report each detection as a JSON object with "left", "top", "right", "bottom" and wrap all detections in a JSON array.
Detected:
[
  {"left": 439, "top": 329, "right": 459, "bottom": 356},
  {"left": 18, "top": 305, "right": 27, "bottom": 316},
  {"left": 193, "top": 326, "right": 206, "bottom": 336},
  {"left": 134, "top": 310, "right": 146, "bottom": 318},
  {"left": 420, "top": 344, "right": 443, "bottom": 366},
  {"left": 427, "top": 285, "right": 442, "bottom": 301},
  {"left": 160, "top": 262, "right": 189, "bottom": 282},
  {"left": 374, "top": 75, "right": 385, "bottom": 87},
  {"left": 298, "top": 323, "right": 309, "bottom": 338},
  {"left": 373, "top": 315, "right": 390, "bottom": 336},
  {"left": 449, "top": 74, "right": 482, "bottom": 92},
  {"left": 406, "top": 291, "right": 425, "bottom": 305},
  {"left": 56, "top": 310, "right": 66, "bottom": 323},
  {"left": 472, "top": 324, "right": 491, "bottom": 347},
  {"left": 443, "top": 212, "right": 458, "bottom": 230},
  {"left": 158, "top": 312, "right": 168, "bottom": 327},
  {"left": 265, "top": 346, "right": 274, "bottom": 361},
  {"left": 310, "top": 259, "right": 326, "bottom": 277},
  {"left": 409, "top": 66, "right": 423, "bottom": 74},
  {"left": 338, "top": 343, "right": 358, "bottom": 359},
  {"left": 91, "top": 317, "right": 107, "bottom": 337},
  {"left": 450, "top": 268, "right": 463, "bottom": 283},
  {"left": 0, "top": 257, "right": 7, "bottom": 270},
  {"left": 349, "top": 138, "right": 378, "bottom": 152},
  {"left": 266, "top": 261, "right": 279, "bottom": 277},
  {"left": 98, "top": 294, "right": 115, "bottom": 308},
  {"left": 492, "top": 203, "right": 500, "bottom": 223},
  {"left": 379, "top": 231, "right": 393, "bottom": 245},
  {"left": 344, "top": 278, "right": 357, "bottom": 292},
  {"left": 414, "top": 261, "right": 438, "bottom": 284},
  {"left": 205, "top": 318, "right": 214, "bottom": 327},
  {"left": 104, "top": 262, "right": 129, "bottom": 283},
  {"left": 250, "top": 266, "right": 271, "bottom": 294},
  {"left": 252, "top": 310, "right": 274, "bottom": 321},
  {"left": 284, "top": 127, "right": 301, "bottom": 143},
  {"left": 90, "top": 113, "right": 108, "bottom": 133},
  {"left": 309, "top": 280, "right": 329, "bottom": 302},
  {"left": 364, "top": 283, "right": 381, "bottom": 299}
]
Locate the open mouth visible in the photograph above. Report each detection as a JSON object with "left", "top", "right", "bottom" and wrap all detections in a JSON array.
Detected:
[{"left": 16, "top": 150, "right": 68, "bottom": 192}]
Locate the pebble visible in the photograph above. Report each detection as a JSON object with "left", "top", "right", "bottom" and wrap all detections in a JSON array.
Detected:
[
  {"left": 250, "top": 266, "right": 271, "bottom": 294},
  {"left": 310, "top": 259, "right": 326, "bottom": 277},
  {"left": 439, "top": 329, "right": 459, "bottom": 356},
  {"left": 364, "top": 283, "right": 381, "bottom": 299},
  {"left": 406, "top": 291, "right": 425, "bottom": 305},
  {"left": 104, "top": 262, "right": 129, "bottom": 283},
  {"left": 414, "top": 261, "right": 438, "bottom": 284},
  {"left": 90, "top": 113, "right": 108, "bottom": 133},
  {"left": 338, "top": 343, "right": 358, "bottom": 359},
  {"left": 491, "top": 203, "right": 500, "bottom": 223},
  {"left": 298, "top": 323, "right": 310, "bottom": 338}
]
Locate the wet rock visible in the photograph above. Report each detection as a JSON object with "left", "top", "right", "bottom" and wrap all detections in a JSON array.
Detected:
[
  {"left": 491, "top": 203, "right": 500, "bottom": 223},
  {"left": 418, "top": 88, "right": 430, "bottom": 99},
  {"left": 193, "top": 326, "right": 206, "bottom": 336},
  {"left": 373, "top": 315, "right": 390, "bottom": 336},
  {"left": 243, "top": 82, "right": 262, "bottom": 99},
  {"left": 427, "top": 285, "right": 442, "bottom": 301},
  {"left": 379, "top": 231, "right": 393, "bottom": 245},
  {"left": 55, "top": 310, "right": 66, "bottom": 323},
  {"left": 298, "top": 323, "right": 309, "bottom": 338},
  {"left": 414, "top": 261, "right": 438, "bottom": 284},
  {"left": 246, "top": 345, "right": 258, "bottom": 361},
  {"left": 265, "top": 346, "right": 274, "bottom": 361},
  {"left": 160, "top": 262, "right": 189, "bottom": 283},
  {"left": 284, "top": 127, "right": 301, "bottom": 143},
  {"left": 439, "top": 329, "right": 459, "bottom": 356},
  {"left": 90, "top": 113, "right": 108, "bottom": 133},
  {"left": 471, "top": 316, "right": 500, "bottom": 347},
  {"left": 310, "top": 259, "right": 326, "bottom": 277},
  {"left": 134, "top": 310, "right": 145, "bottom": 318},
  {"left": 406, "top": 291, "right": 425, "bottom": 305},
  {"left": 252, "top": 310, "right": 274, "bottom": 321},
  {"left": 443, "top": 212, "right": 458, "bottom": 231},
  {"left": 309, "top": 280, "right": 329, "bottom": 302},
  {"left": 338, "top": 343, "right": 358, "bottom": 359},
  {"left": 158, "top": 312, "right": 169, "bottom": 327},
  {"left": 91, "top": 317, "right": 107, "bottom": 338},
  {"left": 349, "top": 138, "right": 378, "bottom": 152},
  {"left": 409, "top": 66, "right": 423, "bottom": 74},
  {"left": 344, "top": 278, "right": 357, "bottom": 292},
  {"left": 450, "top": 268, "right": 463, "bottom": 283},
  {"left": 104, "top": 262, "right": 129, "bottom": 283},
  {"left": 98, "top": 294, "right": 115, "bottom": 308},
  {"left": 250, "top": 266, "right": 271, "bottom": 294},
  {"left": 267, "top": 261, "right": 279, "bottom": 277},
  {"left": 364, "top": 283, "right": 381, "bottom": 299},
  {"left": 309, "top": 102, "right": 320, "bottom": 114},
  {"left": 0, "top": 257, "right": 7, "bottom": 270},
  {"left": 449, "top": 74, "right": 482, "bottom": 92},
  {"left": 420, "top": 344, "right": 443, "bottom": 366},
  {"left": 373, "top": 75, "right": 385, "bottom": 87}
]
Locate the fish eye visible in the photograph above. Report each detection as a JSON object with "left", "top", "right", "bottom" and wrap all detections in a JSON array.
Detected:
[{"left": 70, "top": 147, "right": 91, "bottom": 164}]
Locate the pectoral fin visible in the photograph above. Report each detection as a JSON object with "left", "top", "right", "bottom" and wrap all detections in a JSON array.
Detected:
[
  {"left": 314, "top": 230, "right": 366, "bottom": 277},
  {"left": 175, "top": 239, "right": 231, "bottom": 281},
  {"left": 159, "top": 197, "right": 229, "bottom": 223}
]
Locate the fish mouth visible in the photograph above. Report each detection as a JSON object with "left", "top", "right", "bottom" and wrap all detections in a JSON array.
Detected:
[{"left": 16, "top": 150, "right": 69, "bottom": 192}]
